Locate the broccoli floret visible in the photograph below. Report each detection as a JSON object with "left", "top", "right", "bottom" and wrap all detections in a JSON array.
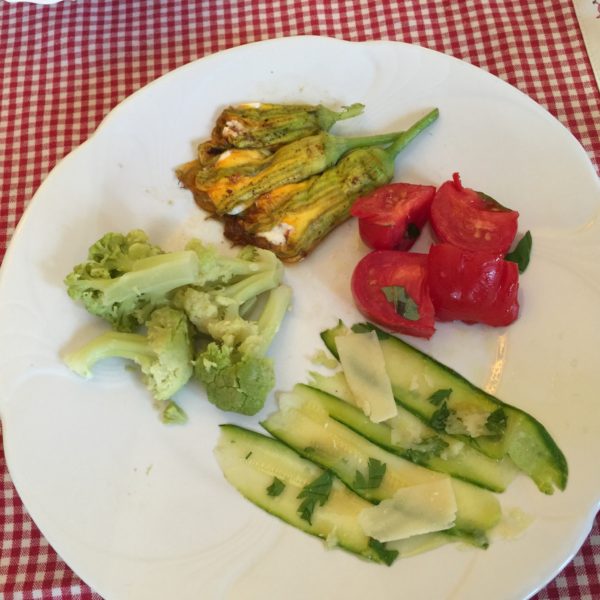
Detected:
[
  {"left": 195, "top": 284, "right": 292, "bottom": 415},
  {"left": 195, "top": 344, "right": 275, "bottom": 415},
  {"left": 84, "top": 229, "right": 164, "bottom": 274},
  {"left": 184, "top": 239, "right": 280, "bottom": 286},
  {"left": 238, "top": 283, "right": 293, "bottom": 357},
  {"left": 65, "top": 229, "right": 292, "bottom": 420},
  {"left": 65, "top": 230, "right": 280, "bottom": 332},
  {"left": 172, "top": 266, "right": 282, "bottom": 343},
  {"left": 64, "top": 306, "right": 193, "bottom": 422}
]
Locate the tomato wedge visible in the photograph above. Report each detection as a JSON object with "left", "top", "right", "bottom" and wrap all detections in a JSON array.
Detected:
[
  {"left": 430, "top": 173, "right": 519, "bottom": 254},
  {"left": 350, "top": 183, "right": 436, "bottom": 251},
  {"left": 427, "top": 243, "right": 519, "bottom": 326},
  {"left": 351, "top": 251, "right": 435, "bottom": 338}
]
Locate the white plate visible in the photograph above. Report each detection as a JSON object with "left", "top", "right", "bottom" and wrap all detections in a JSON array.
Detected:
[{"left": 1, "top": 36, "right": 599, "bottom": 600}]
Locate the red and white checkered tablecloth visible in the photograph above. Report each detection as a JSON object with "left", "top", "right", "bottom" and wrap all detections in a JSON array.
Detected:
[{"left": 0, "top": 1, "right": 599, "bottom": 598}]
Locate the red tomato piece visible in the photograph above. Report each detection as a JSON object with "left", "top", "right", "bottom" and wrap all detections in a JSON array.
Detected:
[
  {"left": 427, "top": 243, "right": 519, "bottom": 327},
  {"left": 351, "top": 251, "right": 435, "bottom": 338},
  {"left": 350, "top": 183, "right": 436, "bottom": 251},
  {"left": 430, "top": 173, "right": 519, "bottom": 254}
]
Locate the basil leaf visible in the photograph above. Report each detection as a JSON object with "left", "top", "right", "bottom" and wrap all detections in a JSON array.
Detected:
[
  {"left": 266, "top": 477, "right": 286, "bottom": 497},
  {"left": 297, "top": 471, "right": 333, "bottom": 525},
  {"left": 405, "top": 222, "right": 421, "bottom": 240},
  {"left": 381, "top": 285, "right": 420, "bottom": 321},
  {"left": 505, "top": 231, "right": 532, "bottom": 273},
  {"left": 477, "top": 191, "right": 511, "bottom": 212}
]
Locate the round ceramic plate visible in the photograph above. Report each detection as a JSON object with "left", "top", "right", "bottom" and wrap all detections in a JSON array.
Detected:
[{"left": 0, "top": 36, "right": 599, "bottom": 600}]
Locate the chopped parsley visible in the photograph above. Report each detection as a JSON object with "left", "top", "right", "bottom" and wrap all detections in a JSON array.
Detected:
[
  {"left": 353, "top": 458, "right": 387, "bottom": 491},
  {"left": 368, "top": 538, "right": 399, "bottom": 566},
  {"left": 381, "top": 285, "right": 420, "bottom": 321},
  {"left": 428, "top": 388, "right": 452, "bottom": 406},
  {"left": 486, "top": 407, "right": 508, "bottom": 436},
  {"left": 297, "top": 471, "right": 334, "bottom": 525},
  {"left": 266, "top": 477, "right": 286, "bottom": 497},
  {"left": 430, "top": 401, "right": 451, "bottom": 432},
  {"left": 404, "top": 437, "right": 449, "bottom": 464}
]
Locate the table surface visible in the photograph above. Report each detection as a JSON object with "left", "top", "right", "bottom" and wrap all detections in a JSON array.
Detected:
[{"left": 1, "top": 1, "right": 599, "bottom": 599}]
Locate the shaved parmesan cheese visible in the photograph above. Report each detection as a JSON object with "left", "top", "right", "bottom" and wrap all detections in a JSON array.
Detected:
[
  {"left": 336, "top": 331, "right": 397, "bottom": 423},
  {"left": 445, "top": 409, "right": 491, "bottom": 437},
  {"left": 307, "top": 371, "right": 360, "bottom": 407},
  {"left": 388, "top": 408, "right": 430, "bottom": 448},
  {"left": 388, "top": 531, "right": 452, "bottom": 558},
  {"left": 358, "top": 478, "right": 457, "bottom": 542}
]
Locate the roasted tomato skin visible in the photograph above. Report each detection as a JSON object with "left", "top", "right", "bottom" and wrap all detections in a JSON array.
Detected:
[
  {"left": 351, "top": 250, "right": 435, "bottom": 338},
  {"left": 430, "top": 173, "right": 519, "bottom": 254},
  {"left": 351, "top": 183, "right": 436, "bottom": 251},
  {"left": 427, "top": 243, "right": 519, "bottom": 327}
]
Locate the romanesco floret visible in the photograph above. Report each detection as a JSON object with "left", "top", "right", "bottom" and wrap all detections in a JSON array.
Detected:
[{"left": 64, "top": 306, "right": 193, "bottom": 423}]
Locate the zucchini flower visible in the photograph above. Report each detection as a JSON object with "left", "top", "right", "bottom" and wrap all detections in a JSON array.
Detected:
[
  {"left": 223, "top": 108, "right": 440, "bottom": 262},
  {"left": 177, "top": 147, "right": 275, "bottom": 214},
  {"left": 211, "top": 102, "right": 365, "bottom": 149},
  {"left": 195, "top": 129, "right": 405, "bottom": 216}
]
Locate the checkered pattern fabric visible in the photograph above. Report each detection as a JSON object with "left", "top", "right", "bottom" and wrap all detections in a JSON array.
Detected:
[{"left": 0, "top": 1, "right": 599, "bottom": 598}]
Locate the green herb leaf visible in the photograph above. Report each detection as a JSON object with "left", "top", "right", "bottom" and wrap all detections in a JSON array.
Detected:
[
  {"left": 353, "top": 458, "right": 387, "bottom": 490},
  {"left": 428, "top": 388, "right": 452, "bottom": 406},
  {"left": 404, "top": 437, "right": 449, "bottom": 464},
  {"left": 245, "top": 451, "right": 253, "bottom": 460},
  {"left": 485, "top": 408, "right": 508, "bottom": 436},
  {"left": 381, "top": 286, "right": 420, "bottom": 321},
  {"left": 405, "top": 222, "right": 421, "bottom": 240},
  {"left": 430, "top": 401, "right": 451, "bottom": 432},
  {"left": 505, "top": 231, "right": 532, "bottom": 273},
  {"left": 297, "top": 471, "right": 334, "bottom": 525},
  {"left": 477, "top": 191, "right": 511, "bottom": 212},
  {"left": 368, "top": 538, "right": 399, "bottom": 566},
  {"left": 266, "top": 477, "right": 286, "bottom": 497}
]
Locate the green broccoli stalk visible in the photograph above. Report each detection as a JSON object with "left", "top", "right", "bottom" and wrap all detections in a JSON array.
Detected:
[
  {"left": 172, "top": 266, "right": 283, "bottom": 345},
  {"left": 195, "top": 284, "right": 292, "bottom": 415},
  {"left": 238, "top": 283, "right": 293, "bottom": 356},
  {"left": 64, "top": 306, "right": 193, "bottom": 423},
  {"left": 65, "top": 230, "right": 281, "bottom": 332}
]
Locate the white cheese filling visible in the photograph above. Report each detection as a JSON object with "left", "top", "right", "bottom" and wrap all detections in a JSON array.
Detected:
[{"left": 255, "top": 222, "right": 294, "bottom": 245}]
